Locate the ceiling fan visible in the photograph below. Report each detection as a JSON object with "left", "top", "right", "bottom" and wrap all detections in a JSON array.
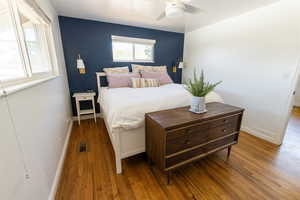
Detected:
[{"left": 157, "top": 0, "right": 202, "bottom": 20}]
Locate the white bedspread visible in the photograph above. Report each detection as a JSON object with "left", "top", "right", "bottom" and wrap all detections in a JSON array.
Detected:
[{"left": 98, "top": 84, "right": 223, "bottom": 132}]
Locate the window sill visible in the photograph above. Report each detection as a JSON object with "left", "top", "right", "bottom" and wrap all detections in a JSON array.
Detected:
[
  {"left": 113, "top": 60, "right": 155, "bottom": 63},
  {"left": 0, "top": 75, "right": 59, "bottom": 98}
]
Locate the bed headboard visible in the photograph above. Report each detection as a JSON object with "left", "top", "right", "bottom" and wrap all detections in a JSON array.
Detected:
[{"left": 96, "top": 72, "right": 106, "bottom": 95}]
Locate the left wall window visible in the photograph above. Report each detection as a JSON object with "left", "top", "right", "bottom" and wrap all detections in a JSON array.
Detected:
[
  {"left": 0, "top": 0, "right": 26, "bottom": 81},
  {"left": 0, "top": 0, "right": 55, "bottom": 85}
]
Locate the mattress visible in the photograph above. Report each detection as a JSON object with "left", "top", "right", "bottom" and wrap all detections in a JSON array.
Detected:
[{"left": 98, "top": 84, "right": 223, "bottom": 132}]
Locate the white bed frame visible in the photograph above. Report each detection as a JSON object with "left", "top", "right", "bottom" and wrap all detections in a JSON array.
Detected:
[{"left": 96, "top": 72, "right": 145, "bottom": 174}]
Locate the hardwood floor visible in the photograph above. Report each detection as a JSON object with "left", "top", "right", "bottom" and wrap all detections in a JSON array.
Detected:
[{"left": 55, "top": 110, "right": 300, "bottom": 200}]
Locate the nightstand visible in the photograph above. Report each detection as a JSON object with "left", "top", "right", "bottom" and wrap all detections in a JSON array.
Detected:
[{"left": 72, "top": 92, "right": 96, "bottom": 125}]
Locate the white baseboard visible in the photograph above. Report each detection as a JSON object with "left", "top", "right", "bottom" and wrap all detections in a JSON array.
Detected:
[
  {"left": 241, "top": 126, "right": 281, "bottom": 145},
  {"left": 48, "top": 119, "right": 73, "bottom": 200},
  {"left": 72, "top": 113, "right": 103, "bottom": 121}
]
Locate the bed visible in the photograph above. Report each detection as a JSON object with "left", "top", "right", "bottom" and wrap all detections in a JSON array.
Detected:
[{"left": 96, "top": 72, "right": 223, "bottom": 174}]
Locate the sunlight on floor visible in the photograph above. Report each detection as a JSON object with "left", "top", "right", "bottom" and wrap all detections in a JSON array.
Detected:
[{"left": 263, "top": 107, "right": 300, "bottom": 183}]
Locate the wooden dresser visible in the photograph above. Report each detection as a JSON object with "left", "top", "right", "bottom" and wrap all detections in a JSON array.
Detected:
[{"left": 145, "top": 102, "right": 244, "bottom": 183}]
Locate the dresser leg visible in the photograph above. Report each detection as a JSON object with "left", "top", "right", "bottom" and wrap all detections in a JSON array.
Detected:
[
  {"left": 227, "top": 146, "right": 232, "bottom": 160},
  {"left": 167, "top": 171, "right": 171, "bottom": 185},
  {"left": 147, "top": 156, "right": 153, "bottom": 166}
]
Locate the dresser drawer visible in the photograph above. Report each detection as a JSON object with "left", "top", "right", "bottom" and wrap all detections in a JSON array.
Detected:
[
  {"left": 209, "top": 114, "right": 240, "bottom": 129},
  {"left": 166, "top": 128, "right": 208, "bottom": 155},
  {"left": 207, "top": 122, "right": 238, "bottom": 140},
  {"left": 165, "top": 135, "right": 237, "bottom": 168},
  {"left": 166, "top": 115, "right": 240, "bottom": 155},
  {"left": 77, "top": 96, "right": 93, "bottom": 101}
]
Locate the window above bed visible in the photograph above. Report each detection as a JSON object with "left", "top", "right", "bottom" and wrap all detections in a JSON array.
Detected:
[{"left": 111, "top": 35, "right": 155, "bottom": 63}]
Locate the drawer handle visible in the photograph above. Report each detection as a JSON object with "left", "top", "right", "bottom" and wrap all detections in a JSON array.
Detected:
[
  {"left": 187, "top": 129, "right": 194, "bottom": 134},
  {"left": 222, "top": 129, "right": 227, "bottom": 132},
  {"left": 185, "top": 140, "right": 191, "bottom": 145}
]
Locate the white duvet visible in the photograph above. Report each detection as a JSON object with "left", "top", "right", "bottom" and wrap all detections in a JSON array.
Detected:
[{"left": 98, "top": 84, "right": 223, "bottom": 132}]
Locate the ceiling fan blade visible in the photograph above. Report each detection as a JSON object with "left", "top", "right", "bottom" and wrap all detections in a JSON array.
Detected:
[
  {"left": 183, "top": 4, "right": 203, "bottom": 14},
  {"left": 156, "top": 11, "right": 166, "bottom": 20}
]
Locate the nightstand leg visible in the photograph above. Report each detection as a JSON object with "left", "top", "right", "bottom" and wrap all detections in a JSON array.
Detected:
[
  {"left": 76, "top": 100, "right": 81, "bottom": 125},
  {"left": 92, "top": 98, "right": 96, "bottom": 123},
  {"left": 227, "top": 146, "right": 232, "bottom": 159}
]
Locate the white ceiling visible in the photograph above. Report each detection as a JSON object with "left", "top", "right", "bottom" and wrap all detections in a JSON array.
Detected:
[{"left": 50, "top": 0, "right": 279, "bottom": 33}]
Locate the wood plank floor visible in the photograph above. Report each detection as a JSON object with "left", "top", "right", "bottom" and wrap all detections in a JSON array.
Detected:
[{"left": 56, "top": 109, "right": 300, "bottom": 200}]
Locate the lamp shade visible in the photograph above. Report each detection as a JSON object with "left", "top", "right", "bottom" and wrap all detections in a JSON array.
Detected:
[
  {"left": 77, "top": 58, "right": 85, "bottom": 69},
  {"left": 77, "top": 55, "right": 86, "bottom": 74},
  {"left": 178, "top": 62, "right": 184, "bottom": 69}
]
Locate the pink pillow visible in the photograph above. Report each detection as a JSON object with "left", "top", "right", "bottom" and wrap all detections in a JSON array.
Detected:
[
  {"left": 141, "top": 71, "right": 173, "bottom": 85},
  {"left": 106, "top": 73, "right": 140, "bottom": 88}
]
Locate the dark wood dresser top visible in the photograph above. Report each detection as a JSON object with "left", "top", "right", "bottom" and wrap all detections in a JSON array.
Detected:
[{"left": 146, "top": 102, "right": 244, "bottom": 130}]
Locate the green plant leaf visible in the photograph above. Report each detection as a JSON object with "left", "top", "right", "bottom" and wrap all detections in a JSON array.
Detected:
[{"left": 184, "top": 69, "right": 222, "bottom": 97}]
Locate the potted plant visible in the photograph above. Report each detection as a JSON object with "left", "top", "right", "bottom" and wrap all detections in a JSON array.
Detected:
[{"left": 185, "top": 70, "right": 221, "bottom": 114}]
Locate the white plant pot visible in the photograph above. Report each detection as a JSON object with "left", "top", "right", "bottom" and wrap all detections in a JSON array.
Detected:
[{"left": 189, "top": 96, "right": 207, "bottom": 114}]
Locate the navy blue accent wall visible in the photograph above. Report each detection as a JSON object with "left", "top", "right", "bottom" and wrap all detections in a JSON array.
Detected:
[{"left": 59, "top": 16, "right": 184, "bottom": 115}]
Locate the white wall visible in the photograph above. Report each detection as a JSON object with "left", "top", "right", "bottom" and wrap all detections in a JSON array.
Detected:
[
  {"left": 0, "top": 0, "right": 72, "bottom": 199},
  {"left": 0, "top": 96, "right": 26, "bottom": 199},
  {"left": 183, "top": 0, "right": 300, "bottom": 144},
  {"left": 293, "top": 76, "right": 300, "bottom": 107}
]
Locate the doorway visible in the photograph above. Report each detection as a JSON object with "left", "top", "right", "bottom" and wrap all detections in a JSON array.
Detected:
[
  {"left": 281, "top": 75, "right": 300, "bottom": 146},
  {"left": 283, "top": 107, "right": 300, "bottom": 146}
]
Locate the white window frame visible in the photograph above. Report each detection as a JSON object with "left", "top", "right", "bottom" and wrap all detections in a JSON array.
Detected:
[
  {"left": 0, "top": 0, "right": 58, "bottom": 89},
  {"left": 111, "top": 35, "right": 155, "bottom": 63}
]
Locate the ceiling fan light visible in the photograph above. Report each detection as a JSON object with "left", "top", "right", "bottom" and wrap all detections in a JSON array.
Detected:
[
  {"left": 181, "top": 0, "right": 192, "bottom": 3},
  {"left": 166, "top": 6, "right": 184, "bottom": 18}
]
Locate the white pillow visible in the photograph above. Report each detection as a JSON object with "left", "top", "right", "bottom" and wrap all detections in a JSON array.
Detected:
[
  {"left": 103, "top": 66, "right": 129, "bottom": 73},
  {"left": 131, "top": 64, "right": 167, "bottom": 73}
]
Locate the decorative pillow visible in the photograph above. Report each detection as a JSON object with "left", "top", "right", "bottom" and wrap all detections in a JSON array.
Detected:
[
  {"left": 106, "top": 73, "right": 140, "bottom": 88},
  {"left": 131, "top": 64, "right": 167, "bottom": 73},
  {"left": 131, "top": 78, "right": 160, "bottom": 88},
  {"left": 141, "top": 71, "right": 173, "bottom": 85},
  {"left": 103, "top": 66, "right": 129, "bottom": 74}
]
